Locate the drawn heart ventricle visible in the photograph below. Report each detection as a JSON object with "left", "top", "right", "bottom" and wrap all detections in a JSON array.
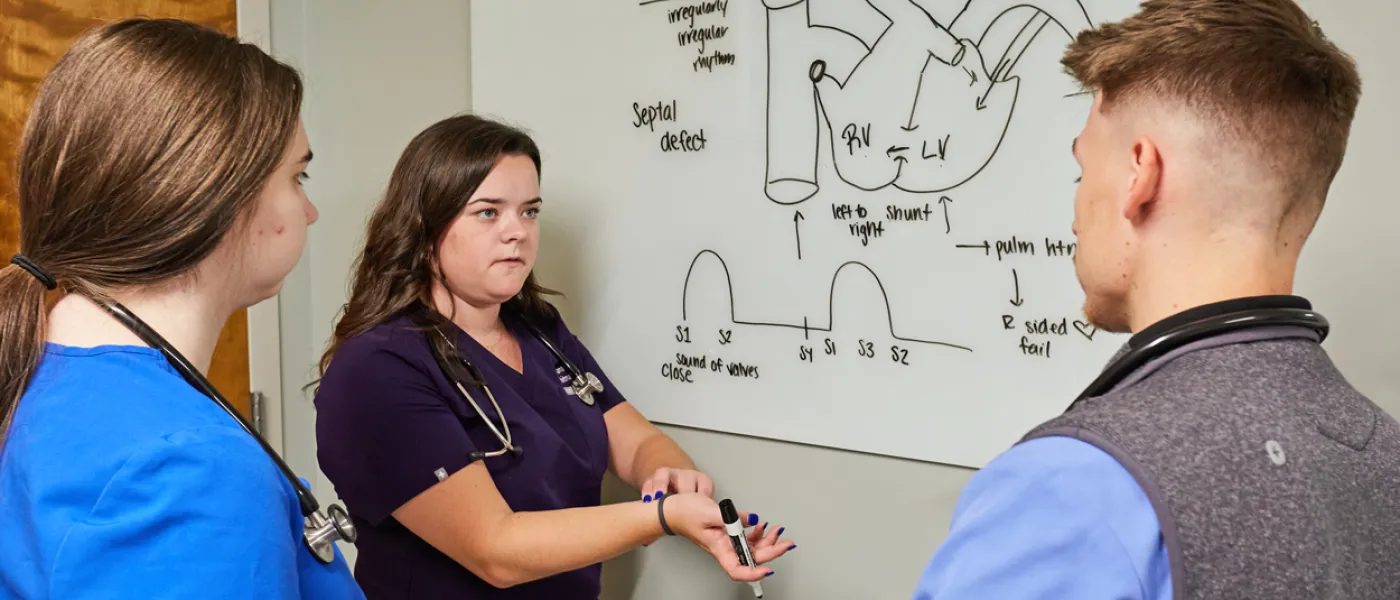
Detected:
[
  {"left": 893, "top": 29, "right": 1020, "bottom": 193},
  {"left": 763, "top": 0, "right": 1092, "bottom": 203}
]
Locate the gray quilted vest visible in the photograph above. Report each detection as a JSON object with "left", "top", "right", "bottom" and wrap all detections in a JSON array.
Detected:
[{"left": 1022, "top": 326, "right": 1400, "bottom": 599}]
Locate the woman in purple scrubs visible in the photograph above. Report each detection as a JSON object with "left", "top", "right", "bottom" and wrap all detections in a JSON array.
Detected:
[{"left": 313, "top": 114, "right": 794, "bottom": 598}]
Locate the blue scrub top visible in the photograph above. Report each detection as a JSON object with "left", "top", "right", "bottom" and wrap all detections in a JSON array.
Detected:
[
  {"left": 0, "top": 343, "right": 362, "bottom": 599},
  {"left": 911, "top": 436, "right": 1173, "bottom": 598},
  {"left": 314, "top": 307, "right": 626, "bottom": 599}
]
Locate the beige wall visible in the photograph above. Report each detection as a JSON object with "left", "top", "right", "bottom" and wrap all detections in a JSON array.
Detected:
[{"left": 267, "top": 0, "right": 474, "bottom": 568}]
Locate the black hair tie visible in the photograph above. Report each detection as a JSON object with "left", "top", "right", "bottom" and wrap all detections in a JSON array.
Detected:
[
  {"left": 11, "top": 254, "right": 57, "bottom": 290},
  {"left": 656, "top": 493, "right": 676, "bottom": 536}
]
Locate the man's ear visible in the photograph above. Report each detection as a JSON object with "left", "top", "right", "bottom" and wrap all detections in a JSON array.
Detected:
[{"left": 1123, "top": 136, "right": 1162, "bottom": 224}]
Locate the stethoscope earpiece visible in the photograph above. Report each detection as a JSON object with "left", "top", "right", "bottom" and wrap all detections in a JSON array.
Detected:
[{"left": 469, "top": 445, "right": 526, "bottom": 463}]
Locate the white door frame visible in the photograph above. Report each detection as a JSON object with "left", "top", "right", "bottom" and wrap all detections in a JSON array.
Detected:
[{"left": 236, "top": 0, "right": 284, "bottom": 455}]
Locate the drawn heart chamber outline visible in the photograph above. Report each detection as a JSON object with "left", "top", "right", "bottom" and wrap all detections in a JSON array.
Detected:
[{"left": 763, "top": 0, "right": 1093, "bottom": 204}]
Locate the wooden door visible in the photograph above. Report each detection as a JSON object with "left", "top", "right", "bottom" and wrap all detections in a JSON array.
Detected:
[{"left": 1, "top": 0, "right": 250, "bottom": 416}]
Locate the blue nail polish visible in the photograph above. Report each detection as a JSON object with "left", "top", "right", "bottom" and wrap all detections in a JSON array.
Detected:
[
  {"left": 765, "top": 571, "right": 775, "bottom": 578},
  {"left": 748, "top": 514, "right": 759, "bottom": 526},
  {"left": 643, "top": 495, "right": 652, "bottom": 503},
  {"left": 656, "top": 491, "right": 665, "bottom": 498},
  {"left": 790, "top": 544, "right": 797, "bottom": 550},
  {"left": 777, "top": 527, "right": 785, "bottom": 536}
]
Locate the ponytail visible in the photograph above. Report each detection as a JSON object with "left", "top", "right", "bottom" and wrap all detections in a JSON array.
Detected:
[{"left": 0, "top": 257, "right": 56, "bottom": 450}]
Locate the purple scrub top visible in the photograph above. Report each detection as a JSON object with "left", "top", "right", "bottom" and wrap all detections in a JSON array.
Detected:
[{"left": 314, "top": 306, "right": 626, "bottom": 599}]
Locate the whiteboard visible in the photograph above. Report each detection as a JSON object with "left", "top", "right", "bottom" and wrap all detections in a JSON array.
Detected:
[{"left": 472, "top": 0, "right": 1146, "bottom": 468}]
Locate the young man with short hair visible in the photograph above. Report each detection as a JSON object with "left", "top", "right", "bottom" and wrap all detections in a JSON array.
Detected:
[{"left": 913, "top": 1, "right": 1400, "bottom": 598}]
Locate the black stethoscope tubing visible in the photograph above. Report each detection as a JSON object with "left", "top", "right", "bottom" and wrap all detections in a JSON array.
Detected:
[
  {"left": 426, "top": 312, "right": 603, "bottom": 462},
  {"left": 431, "top": 310, "right": 590, "bottom": 386},
  {"left": 517, "top": 318, "right": 588, "bottom": 382},
  {"left": 95, "top": 299, "right": 355, "bottom": 563},
  {"left": 1070, "top": 307, "right": 1330, "bottom": 410}
]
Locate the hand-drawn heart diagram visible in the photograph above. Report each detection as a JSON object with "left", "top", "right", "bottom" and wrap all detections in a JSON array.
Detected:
[{"left": 763, "top": 0, "right": 1093, "bottom": 204}]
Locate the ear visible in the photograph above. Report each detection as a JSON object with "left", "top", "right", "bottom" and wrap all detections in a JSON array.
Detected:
[{"left": 1122, "top": 136, "right": 1162, "bottom": 224}]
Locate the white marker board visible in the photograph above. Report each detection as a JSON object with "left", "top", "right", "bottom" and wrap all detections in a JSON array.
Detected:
[{"left": 472, "top": 0, "right": 1145, "bottom": 468}]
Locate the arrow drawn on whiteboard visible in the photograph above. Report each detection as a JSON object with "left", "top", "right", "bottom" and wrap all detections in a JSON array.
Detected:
[
  {"left": 955, "top": 241, "right": 989, "bottom": 255},
  {"left": 1009, "top": 269, "right": 1023, "bottom": 306},
  {"left": 938, "top": 195, "right": 952, "bottom": 233},
  {"left": 793, "top": 210, "right": 805, "bottom": 260},
  {"left": 1013, "top": 268, "right": 1024, "bottom": 306},
  {"left": 976, "top": 57, "right": 1015, "bottom": 111}
]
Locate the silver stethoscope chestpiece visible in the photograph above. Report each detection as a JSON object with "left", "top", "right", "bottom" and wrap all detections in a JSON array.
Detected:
[
  {"left": 303, "top": 504, "right": 357, "bottom": 564},
  {"left": 573, "top": 372, "right": 604, "bottom": 406}
]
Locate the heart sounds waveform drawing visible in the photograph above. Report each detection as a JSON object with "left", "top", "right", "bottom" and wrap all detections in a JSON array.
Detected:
[{"left": 681, "top": 249, "right": 973, "bottom": 351}]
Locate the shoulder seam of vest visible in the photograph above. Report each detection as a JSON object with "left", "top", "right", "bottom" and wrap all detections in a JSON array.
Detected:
[{"left": 1026, "top": 426, "right": 1187, "bottom": 600}]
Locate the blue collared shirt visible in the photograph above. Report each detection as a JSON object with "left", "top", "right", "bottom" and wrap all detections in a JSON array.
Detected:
[{"left": 912, "top": 436, "right": 1173, "bottom": 599}]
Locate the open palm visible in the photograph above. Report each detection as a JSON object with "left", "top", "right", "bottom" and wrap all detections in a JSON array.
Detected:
[
  {"left": 692, "top": 517, "right": 793, "bottom": 581},
  {"left": 664, "top": 493, "right": 795, "bottom": 581}
]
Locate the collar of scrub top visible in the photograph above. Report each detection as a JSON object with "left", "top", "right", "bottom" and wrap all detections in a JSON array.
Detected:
[{"left": 511, "top": 314, "right": 604, "bottom": 406}]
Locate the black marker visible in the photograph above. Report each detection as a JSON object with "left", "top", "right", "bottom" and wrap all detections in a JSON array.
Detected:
[{"left": 719, "top": 499, "right": 763, "bottom": 598}]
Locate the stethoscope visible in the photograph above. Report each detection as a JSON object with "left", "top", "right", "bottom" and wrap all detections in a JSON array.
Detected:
[
  {"left": 96, "top": 300, "right": 357, "bottom": 565},
  {"left": 1068, "top": 307, "right": 1330, "bottom": 410},
  {"left": 426, "top": 314, "right": 605, "bottom": 463}
]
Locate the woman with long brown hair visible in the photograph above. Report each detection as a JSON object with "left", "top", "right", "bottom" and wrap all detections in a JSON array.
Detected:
[
  {"left": 313, "top": 113, "right": 793, "bottom": 598},
  {"left": 0, "top": 19, "right": 361, "bottom": 597}
]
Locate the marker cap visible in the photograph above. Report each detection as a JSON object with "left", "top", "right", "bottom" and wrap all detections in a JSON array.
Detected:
[{"left": 719, "top": 498, "right": 739, "bottom": 524}]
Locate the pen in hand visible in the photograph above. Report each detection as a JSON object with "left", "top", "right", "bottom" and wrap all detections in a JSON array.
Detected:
[{"left": 720, "top": 499, "right": 765, "bottom": 598}]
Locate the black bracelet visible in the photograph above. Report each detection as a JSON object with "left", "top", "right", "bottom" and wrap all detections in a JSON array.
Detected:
[{"left": 656, "top": 493, "right": 676, "bottom": 536}]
